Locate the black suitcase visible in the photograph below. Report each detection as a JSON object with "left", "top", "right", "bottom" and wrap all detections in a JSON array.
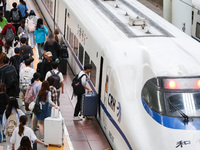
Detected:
[
  {"left": 60, "top": 41, "right": 68, "bottom": 59},
  {"left": 82, "top": 93, "right": 98, "bottom": 116},
  {"left": 58, "top": 58, "right": 67, "bottom": 75}
]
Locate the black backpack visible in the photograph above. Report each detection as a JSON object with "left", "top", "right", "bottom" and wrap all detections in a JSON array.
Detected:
[
  {"left": 12, "top": 56, "right": 22, "bottom": 74},
  {"left": 5, "top": 28, "right": 14, "bottom": 42},
  {"left": 4, "top": 66, "right": 18, "bottom": 88},
  {"left": 50, "top": 71, "right": 61, "bottom": 89},
  {"left": 71, "top": 74, "right": 86, "bottom": 96},
  {"left": 12, "top": 9, "right": 20, "bottom": 21}
]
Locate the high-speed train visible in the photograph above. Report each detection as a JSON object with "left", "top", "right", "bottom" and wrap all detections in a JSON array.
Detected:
[
  {"left": 192, "top": 0, "right": 200, "bottom": 42},
  {"left": 36, "top": 0, "right": 200, "bottom": 149}
]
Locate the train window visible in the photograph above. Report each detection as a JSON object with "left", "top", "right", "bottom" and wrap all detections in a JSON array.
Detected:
[
  {"left": 69, "top": 31, "right": 74, "bottom": 48},
  {"left": 84, "top": 51, "right": 90, "bottom": 66},
  {"left": 198, "top": 10, "right": 200, "bottom": 15},
  {"left": 142, "top": 83, "right": 165, "bottom": 114},
  {"left": 90, "top": 61, "right": 96, "bottom": 86},
  {"left": 74, "top": 36, "right": 78, "bottom": 56},
  {"left": 105, "top": 75, "right": 109, "bottom": 93},
  {"left": 79, "top": 43, "right": 84, "bottom": 64},
  {"left": 192, "top": 11, "right": 194, "bottom": 25},
  {"left": 196, "top": 22, "right": 200, "bottom": 39}
]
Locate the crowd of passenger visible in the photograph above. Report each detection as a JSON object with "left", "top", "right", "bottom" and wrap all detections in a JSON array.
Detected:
[{"left": 0, "top": 0, "right": 66, "bottom": 149}]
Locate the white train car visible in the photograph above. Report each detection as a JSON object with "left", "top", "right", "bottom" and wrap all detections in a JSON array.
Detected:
[
  {"left": 36, "top": 0, "right": 200, "bottom": 149},
  {"left": 192, "top": 0, "right": 200, "bottom": 42}
]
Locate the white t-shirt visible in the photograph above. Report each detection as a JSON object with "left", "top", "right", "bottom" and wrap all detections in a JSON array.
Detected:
[
  {"left": 45, "top": 70, "right": 64, "bottom": 83},
  {"left": 20, "top": 67, "right": 35, "bottom": 84},
  {"left": 3, "top": 47, "right": 15, "bottom": 58},
  {"left": 10, "top": 126, "right": 37, "bottom": 150},
  {"left": 78, "top": 71, "right": 87, "bottom": 86}
]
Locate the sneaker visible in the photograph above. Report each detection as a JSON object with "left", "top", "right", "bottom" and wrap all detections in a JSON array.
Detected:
[{"left": 73, "top": 116, "right": 82, "bottom": 121}]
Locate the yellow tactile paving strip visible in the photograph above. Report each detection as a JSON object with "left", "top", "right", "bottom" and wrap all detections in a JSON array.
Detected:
[{"left": 7, "top": 0, "right": 70, "bottom": 149}]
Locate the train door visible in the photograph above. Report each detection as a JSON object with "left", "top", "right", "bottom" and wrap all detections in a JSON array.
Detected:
[
  {"left": 53, "top": 0, "right": 57, "bottom": 29},
  {"left": 102, "top": 66, "right": 111, "bottom": 130},
  {"left": 97, "top": 57, "right": 104, "bottom": 118}
]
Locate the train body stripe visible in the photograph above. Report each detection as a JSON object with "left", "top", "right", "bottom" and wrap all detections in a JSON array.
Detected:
[{"left": 142, "top": 98, "right": 200, "bottom": 130}]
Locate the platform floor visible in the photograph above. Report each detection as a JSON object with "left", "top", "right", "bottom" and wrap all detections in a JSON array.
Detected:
[{"left": 0, "top": 0, "right": 112, "bottom": 150}]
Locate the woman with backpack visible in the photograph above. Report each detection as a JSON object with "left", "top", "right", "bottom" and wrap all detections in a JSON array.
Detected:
[
  {"left": 2, "top": 98, "right": 24, "bottom": 150},
  {"left": 34, "top": 18, "right": 48, "bottom": 60},
  {"left": 36, "top": 81, "right": 58, "bottom": 137},
  {"left": 17, "top": 0, "right": 28, "bottom": 19},
  {"left": 10, "top": 116, "right": 48, "bottom": 150},
  {"left": 26, "top": 10, "right": 38, "bottom": 48},
  {"left": 0, "top": 83, "right": 9, "bottom": 143}
]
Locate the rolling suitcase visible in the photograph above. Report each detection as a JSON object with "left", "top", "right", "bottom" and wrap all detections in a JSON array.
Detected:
[
  {"left": 58, "top": 58, "right": 67, "bottom": 75},
  {"left": 44, "top": 116, "right": 64, "bottom": 147},
  {"left": 82, "top": 93, "right": 98, "bottom": 116}
]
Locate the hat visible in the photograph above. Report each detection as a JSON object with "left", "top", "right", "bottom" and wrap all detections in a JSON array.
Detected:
[
  {"left": 30, "top": 10, "right": 35, "bottom": 14},
  {"left": 45, "top": 51, "right": 52, "bottom": 57}
]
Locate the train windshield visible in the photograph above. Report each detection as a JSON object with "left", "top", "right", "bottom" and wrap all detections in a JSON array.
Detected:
[
  {"left": 142, "top": 77, "right": 200, "bottom": 118},
  {"left": 165, "top": 92, "right": 200, "bottom": 117}
]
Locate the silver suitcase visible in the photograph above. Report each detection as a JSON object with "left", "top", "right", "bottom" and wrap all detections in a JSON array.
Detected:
[{"left": 44, "top": 117, "right": 64, "bottom": 147}]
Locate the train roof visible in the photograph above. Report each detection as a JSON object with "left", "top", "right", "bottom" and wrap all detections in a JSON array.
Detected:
[{"left": 68, "top": 0, "right": 200, "bottom": 77}]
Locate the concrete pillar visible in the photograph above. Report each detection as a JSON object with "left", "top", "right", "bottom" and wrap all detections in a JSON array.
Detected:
[
  {"left": 172, "top": 0, "right": 192, "bottom": 35},
  {"left": 163, "top": 0, "right": 172, "bottom": 23}
]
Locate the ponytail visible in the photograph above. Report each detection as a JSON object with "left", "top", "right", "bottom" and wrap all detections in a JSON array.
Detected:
[
  {"left": 18, "top": 115, "right": 27, "bottom": 136},
  {"left": 31, "top": 78, "right": 34, "bottom": 84}
]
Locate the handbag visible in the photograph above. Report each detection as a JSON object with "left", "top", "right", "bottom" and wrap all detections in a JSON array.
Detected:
[
  {"left": 29, "top": 101, "right": 35, "bottom": 111},
  {"left": 32, "top": 97, "right": 41, "bottom": 116}
]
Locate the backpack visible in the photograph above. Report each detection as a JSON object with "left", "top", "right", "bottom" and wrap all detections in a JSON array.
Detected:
[
  {"left": 4, "top": 66, "right": 18, "bottom": 89},
  {"left": 6, "top": 111, "right": 18, "bottom": 137},
  {"left": 20, "top": 69, "right": 32, "bottom": 93},
  {"left": 12, "top": 9, "right": 20, "bottom": 21},
  {"left": 12, "top": 56, "right": 22, "bottom": 75},
  {"left": 27, "top": 19, "right": 35, "bottom": 33},
  {"left": 5, "top": 27, "right": 14, "bottom": 42},
  {"left": 24, "top": 82, "right": 37, "bottom": 104},
  {"left": 50, "top": 71, "right": 61, "bottom": 89},
  {"left": 71, "top": 73, "right": 86, "bottom": 96}
]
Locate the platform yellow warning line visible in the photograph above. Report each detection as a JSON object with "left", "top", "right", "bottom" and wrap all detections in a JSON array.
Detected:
[{"left": 48, "top": 136, "right": 70, "bottom": 150}]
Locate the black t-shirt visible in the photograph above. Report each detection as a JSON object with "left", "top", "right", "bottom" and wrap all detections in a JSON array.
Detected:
[
  {"left": 10, "top": 55, "right": 22, "bottom": 75},
  {"left": 0, "top": 92, "right": 9, "bottom": 114},
  {"left": 20, "top": 45, "right": 33, "bottom": 57},
  {"left": 44, "top": 41, "right": 61, "bottom": 60}
]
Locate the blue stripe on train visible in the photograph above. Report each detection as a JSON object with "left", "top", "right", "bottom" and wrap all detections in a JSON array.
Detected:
[
  {"left": 40, "top": 0, "right": 133, "bottom": 149},
  {"left": 142, "top": 98, "right": 200, "bottom": 130}
]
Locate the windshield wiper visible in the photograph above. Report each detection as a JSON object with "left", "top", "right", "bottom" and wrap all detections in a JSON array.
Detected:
[{"left": 167, "top": 98, "right": 189, "bottom": 123}]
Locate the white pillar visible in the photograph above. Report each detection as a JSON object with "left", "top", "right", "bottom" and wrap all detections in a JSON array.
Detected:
[
  {"left": 172, "top": 0, "right": 192, "bottom": 35},
  {"left": 163, "top": 0, "right": 172, "bottom": 23}
]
